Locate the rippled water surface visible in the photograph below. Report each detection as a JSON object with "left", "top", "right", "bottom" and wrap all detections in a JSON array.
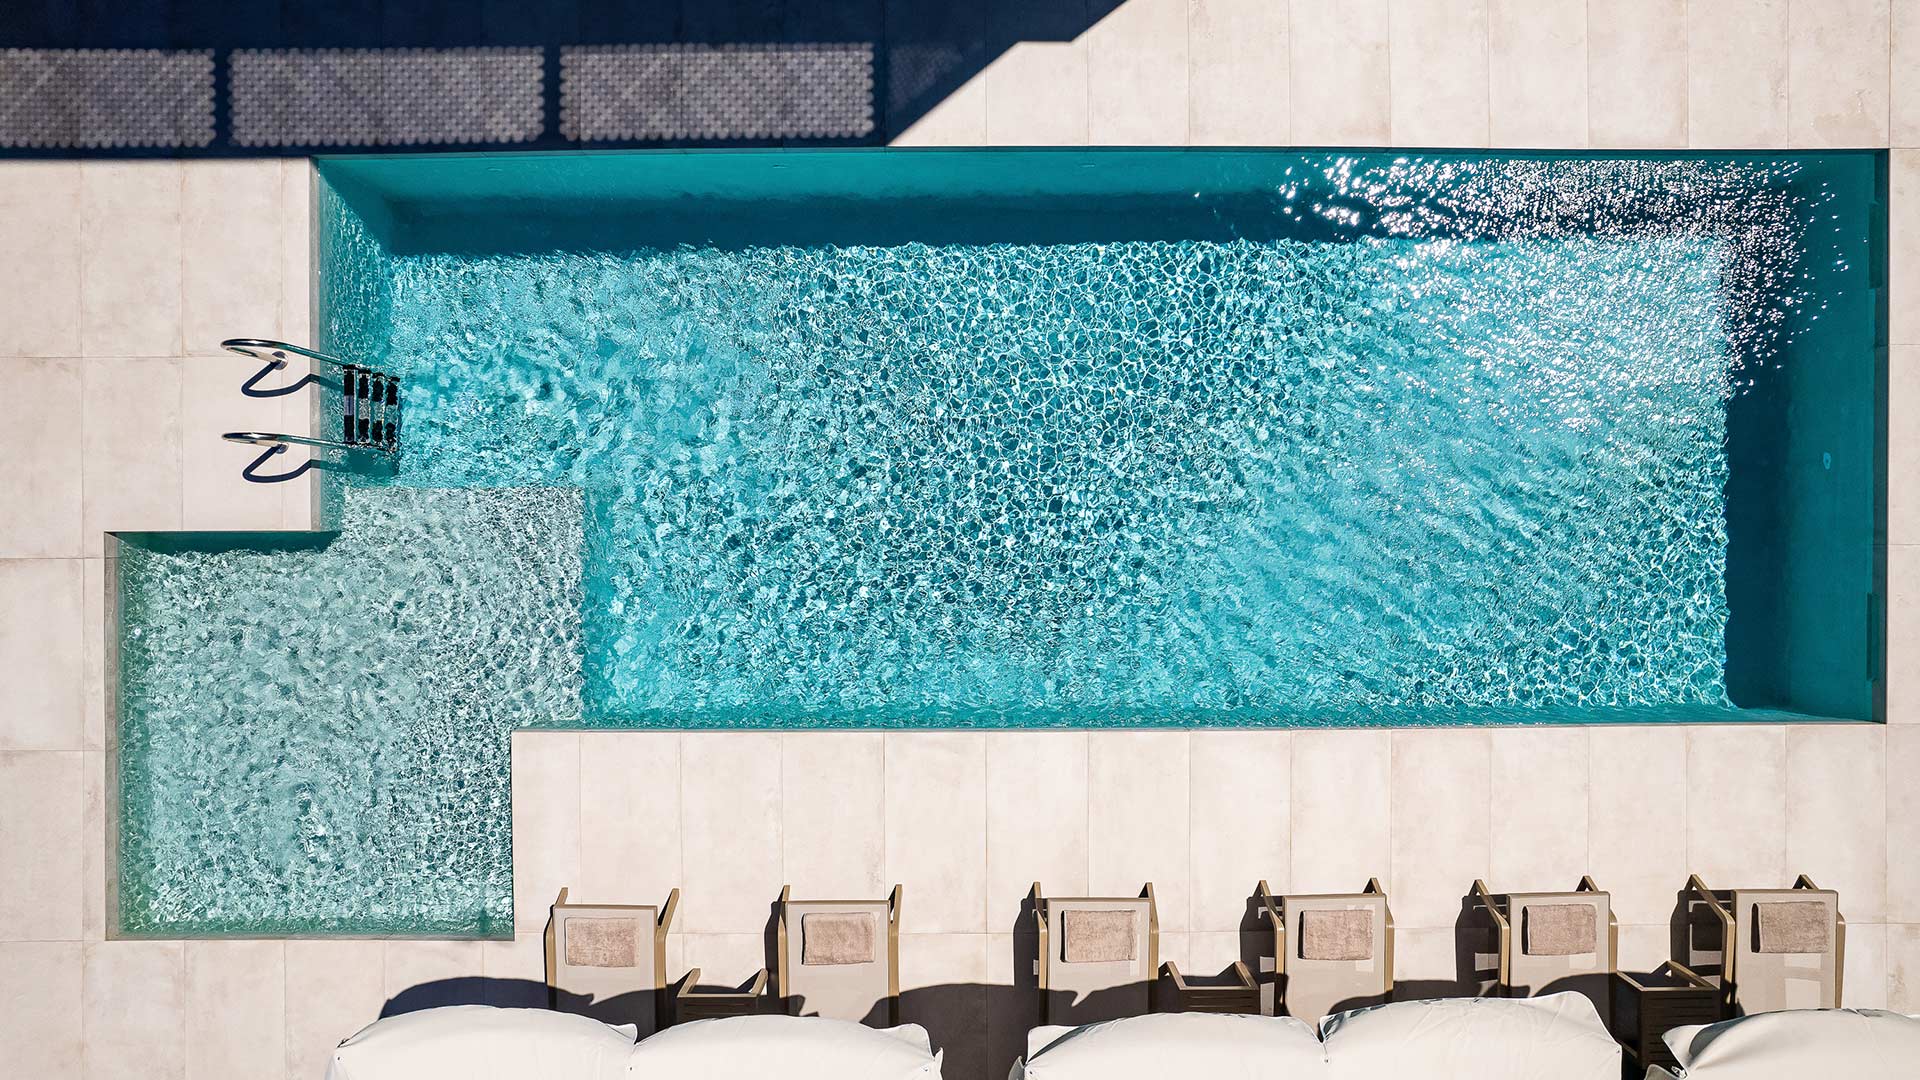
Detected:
[{"left": 113, "top": 151, "right": 1877, "bottom": 934}]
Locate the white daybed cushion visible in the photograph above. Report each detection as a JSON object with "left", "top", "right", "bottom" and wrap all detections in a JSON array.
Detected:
[
  {"left": 1013, "top": 1012, "right": 1326, "bottom": 1079},
  {"left": 625, "top": 1015, "right": 941, "bottom": 1079},
  {"left": 1319, "top": 993, "right": 1619, "bottom": 1080},
  {"left": 1661, "top": 1009, "right": 1920, "bottom": 1078},
  {"left": 326, "top": 1005, "right": 635, "bottom": 1080}
]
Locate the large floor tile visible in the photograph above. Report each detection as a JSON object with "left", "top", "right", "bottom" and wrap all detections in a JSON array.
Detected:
[
  {"left": 1894, "top": 152, "right": 1920, "bottom": 346},
  {"left": 1897, "top": 0, "right": 1920, "bottom": 146},
  {"left": 1390, "top": 730, "right": 1490, "bottom": 929},
  {"left": 1843, "top": 922, "right": 1890, "bottom": 1009},
  {"left": 480, "top": 932, "right": 549, "bottom": 1008},
  {"left": 1787, "top": 0, "right": 1891, "bottom": 147},
  {"left": 1290, "top": 731, "right": 1391, "bottom": 894},
  {"left": 985, "top": 732, "right": 1088, "bottom": 931},
  {"left": 680, "top": 732, "right": 782, "bottom": 933},
  {"left": 1686, "top": 725, "right": 1788, "bottom": 888},
  {"left": 983, "top": 0, "right": 1089, "bottom": 147},
  {"left": 899, "top": 933, "right": 990, "bottom": 1080},
  {"left": 1889, "top": 728, "right": 1920, "bottom": 922},
  {"left": 80, "top": 356, "right": 184, "bottom": 556},
  {"left": 1390, "top": 0, "right": 1490, "bottom": 147},
  {"left": 1891, "top": 544, "right": 1920, "bottom": 722},
  {"left": 0, "top": 940, "right": 82, "bottom": 1079},
  {"left": 83, "top": 940, "right": 185, "bottom": 1080},
  {"left": 284, "top": 940, "right": 384, "bottom": 1080},
  {"left": 1087, "top": 0, "right": 1188, "bottom": 145},
  {"left": 510, "top": 731, "right": 581, "bottom": 934},
  {"left": 279, "top": 161, "right": 314, "bottom": 346},
  {"left": 1587, "top": 0, "right": 1689, "bottom": 146},
  {"left": 79, "top": 162, "right": 182, "bottom": 358},
  {"left": 1588, "top": 726, "right": 1688, "bottom": 924},
  {"left": 0, "top": 751, "right": 84, "bottom": 941},
  {"left": 1290, "top": 0, "right": 1392, "bottom": 146},
  {"left": 0, "top": 358, "right": 83, "bottom": 558},
  {"left": 1087, "top": 731, "right": 1190, "bottom": 929},
  {"left": 182, "top": 161, "right": 285, "bottom": 356},
  {"left": 782, "top": 732, "right": 886, "bottom": 899},
  {"left": 1489, "top": 0, "right": 1588, "bottom": 147},
  {"left": 1187, "top": 0, "right": 1289, "bottom": 145},
  {"left": 1891, "top": 923, "right": 1920, "bottom": 1010},
  {"left": 886, "top": 733, "right": 988, "bottom": 934},
  {"left": 383, "top": 939, "right": 485, "bottom": 1011},
  {"left": 1893, "top": 349, "right": 1920, "bottom": 544},
  {"left": 0, "top": 163, "right": 82, "bottom": 357},
  {"left": 0, "top": 559, "right": 84, "bottom": 752},
  {"left": 1786, "top": 725, "right": 1887, "bottom": 922},
  {"left": 891, "top": 78, "right": 989, "bottom": 146},
  {"left": 1188, "top": 731, "right": 1289, "bottom": 931},
  {"left": 1688, "top": 0, "right": 1790, "bottom": 147},
  {"left": 576, "top": 731, "right": 681, "bottom": 908},
  {"left": 180, "top": 355, "right": 288, "bottom": 532},
  {"left": 185, "top": 940, "right": 285, "bottom": 1080},
  {"left": 1490, "top": 726, "right": 1589, "bottom": 891}
]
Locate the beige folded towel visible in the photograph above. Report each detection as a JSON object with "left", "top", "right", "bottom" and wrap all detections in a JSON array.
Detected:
[
  {"left": 802, "top": 911, "right": 876, "bottom": 966},
  {"left": 1755, "top": 900, "right": 1831, "bottom": 954},
  {"left": 1523, "top": 903, "right": 1597, "bottom": 956},
  {"left": 564, "top": 917, "right": 641, "bottom": 968},
  {"left": 1061, "top": 909, "right": 1138, "bottom": 963},
  {"left": 1300, "top": 908, "right": 1373, "bottom": 961}
]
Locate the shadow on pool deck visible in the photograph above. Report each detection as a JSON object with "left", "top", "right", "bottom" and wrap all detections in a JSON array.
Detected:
[{"left": 0, "top": 0, "right": 1128, "bottom": 156}]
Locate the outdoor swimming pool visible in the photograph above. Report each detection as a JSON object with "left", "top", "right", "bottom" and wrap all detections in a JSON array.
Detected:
[{"left": 111, "top": 150, "right": 1885, "bottom": 935}]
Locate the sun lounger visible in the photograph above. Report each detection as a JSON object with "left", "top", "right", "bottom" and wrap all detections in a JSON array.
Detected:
[
  {"left": 776, "top": 883, "right": 903, "bottom": 1025},
  {"left": 1681, "top": 873, "right": 1844, "bottom": 1015},
  {"left": 545, "top": 886, "right": 677, "bottom": 1035},
  {"left": 1256, "top": 878, "right": 1393, "bottom": 1020},
  {"left": 1469, "top": 876, "right": 1616, "bottom": 1022},
  {"left": 1033, "top": 882, "right": 1159, "bottom": 1025}
]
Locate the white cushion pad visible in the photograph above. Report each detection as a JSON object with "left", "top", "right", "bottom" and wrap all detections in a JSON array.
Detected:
[
  {"left": 1320, "top": 993, "right": 1619, "bottom": 1080},
  {"left": 626, "top": 1015, "right": 941, "bottom": 1079},
  {"left": 1015, "top": 1012, "right": 1325, "bottom": 1079},
  {"left": 1662, "top": 1009, "right": 1920, "bottom": 1078},
  {"left": 326, "top": 1005, "right": 635, "bottom": 1080}
]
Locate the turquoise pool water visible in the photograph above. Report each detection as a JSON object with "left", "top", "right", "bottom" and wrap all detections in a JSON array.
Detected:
[{"left": 112, "top": 150, "right": 1885, "bottom": 935}]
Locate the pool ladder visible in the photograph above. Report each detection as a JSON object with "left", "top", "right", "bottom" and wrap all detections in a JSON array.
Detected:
[{"left": 219, "top": 339, "right": 400, "bottom": 484}]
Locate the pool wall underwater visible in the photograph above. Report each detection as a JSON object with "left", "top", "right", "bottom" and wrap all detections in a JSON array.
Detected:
[{"left": 105, "top": 149, "right": 1889, "bottom": 937}]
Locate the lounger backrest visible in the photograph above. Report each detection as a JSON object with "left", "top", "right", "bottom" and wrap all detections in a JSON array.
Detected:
[
  {"left": 1276, "top": 887, "right": 1392, "bottom": 1021},
  {"left": 777, "top": 885, "right": 901, "bottom": 1025},
  {"left": 1727, "top": 886, "right": 1841, "bottom": 1013},
  {"left": 546, "top": 887, "right": 675, "bottom": 1036},
  {"left": 1039, "top": 889, "right": 1159, "bottom": 1026},
  {"left": 1502, "top": 889, "right": 1614, "bottom": 1022}
]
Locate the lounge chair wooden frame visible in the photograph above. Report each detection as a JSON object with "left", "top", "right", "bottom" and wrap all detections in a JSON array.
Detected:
[
  {"left": 1683, "top": 873, "right": 1844, "bottom": 1015},
  {"left": 1033, "top": 881, "right": 1160, "bottom": 1025},
  {"left": 1162, "top": 959, "right": 1259, "bottom": 1014},
  {"left": 1471, "top": 876, "right": 1617, "bottom": 1021},
  {"left": 673, "top": 967, "right": 769, "bottom": 1024},
  {"left": 775, "top": 883, "right": 903, "bottom": 1025},
  {"left": 545, "top": 885, "right": 678, "bottom": 1035},
  {"left": 1257, "top": 878, "right": 1394, "bottom": 1020}
]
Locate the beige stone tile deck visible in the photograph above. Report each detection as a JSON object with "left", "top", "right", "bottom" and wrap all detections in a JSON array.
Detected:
[{"left": 1, "top": 4, "right": 1917, "bottom": 1075}]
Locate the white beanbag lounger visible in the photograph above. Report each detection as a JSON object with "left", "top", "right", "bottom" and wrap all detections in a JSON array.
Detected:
[
  {"left": 626, "top": 1014, "right": 942, "bottom": 1079},
  {"left": 1012, "top": 1012, "right": 1326, "bottom": 1079},
  {"left": 326, "top": 1005, "right": 635, "bottom": 1080},
  {"left": 1656, "top": 1009, "right": 1920, "bottom": 1078},
  {"left": 1320, "top": 993, "right": 1620, "bottom": 1080}
]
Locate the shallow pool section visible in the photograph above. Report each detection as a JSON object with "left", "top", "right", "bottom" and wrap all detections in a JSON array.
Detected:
[{"left": 112, "top": 150, "right": 1885, "bottom": 935}]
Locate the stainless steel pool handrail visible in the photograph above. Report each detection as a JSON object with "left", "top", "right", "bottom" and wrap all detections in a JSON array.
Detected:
[
  {"left": 222, "top": 431, "right": 370, "bottom": 453},
  {"left": 222, "top": 430, "right": 392, "bottom": 485},
  {"left": 221, "top": 338, "right": 350, "bottom": 398}
]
